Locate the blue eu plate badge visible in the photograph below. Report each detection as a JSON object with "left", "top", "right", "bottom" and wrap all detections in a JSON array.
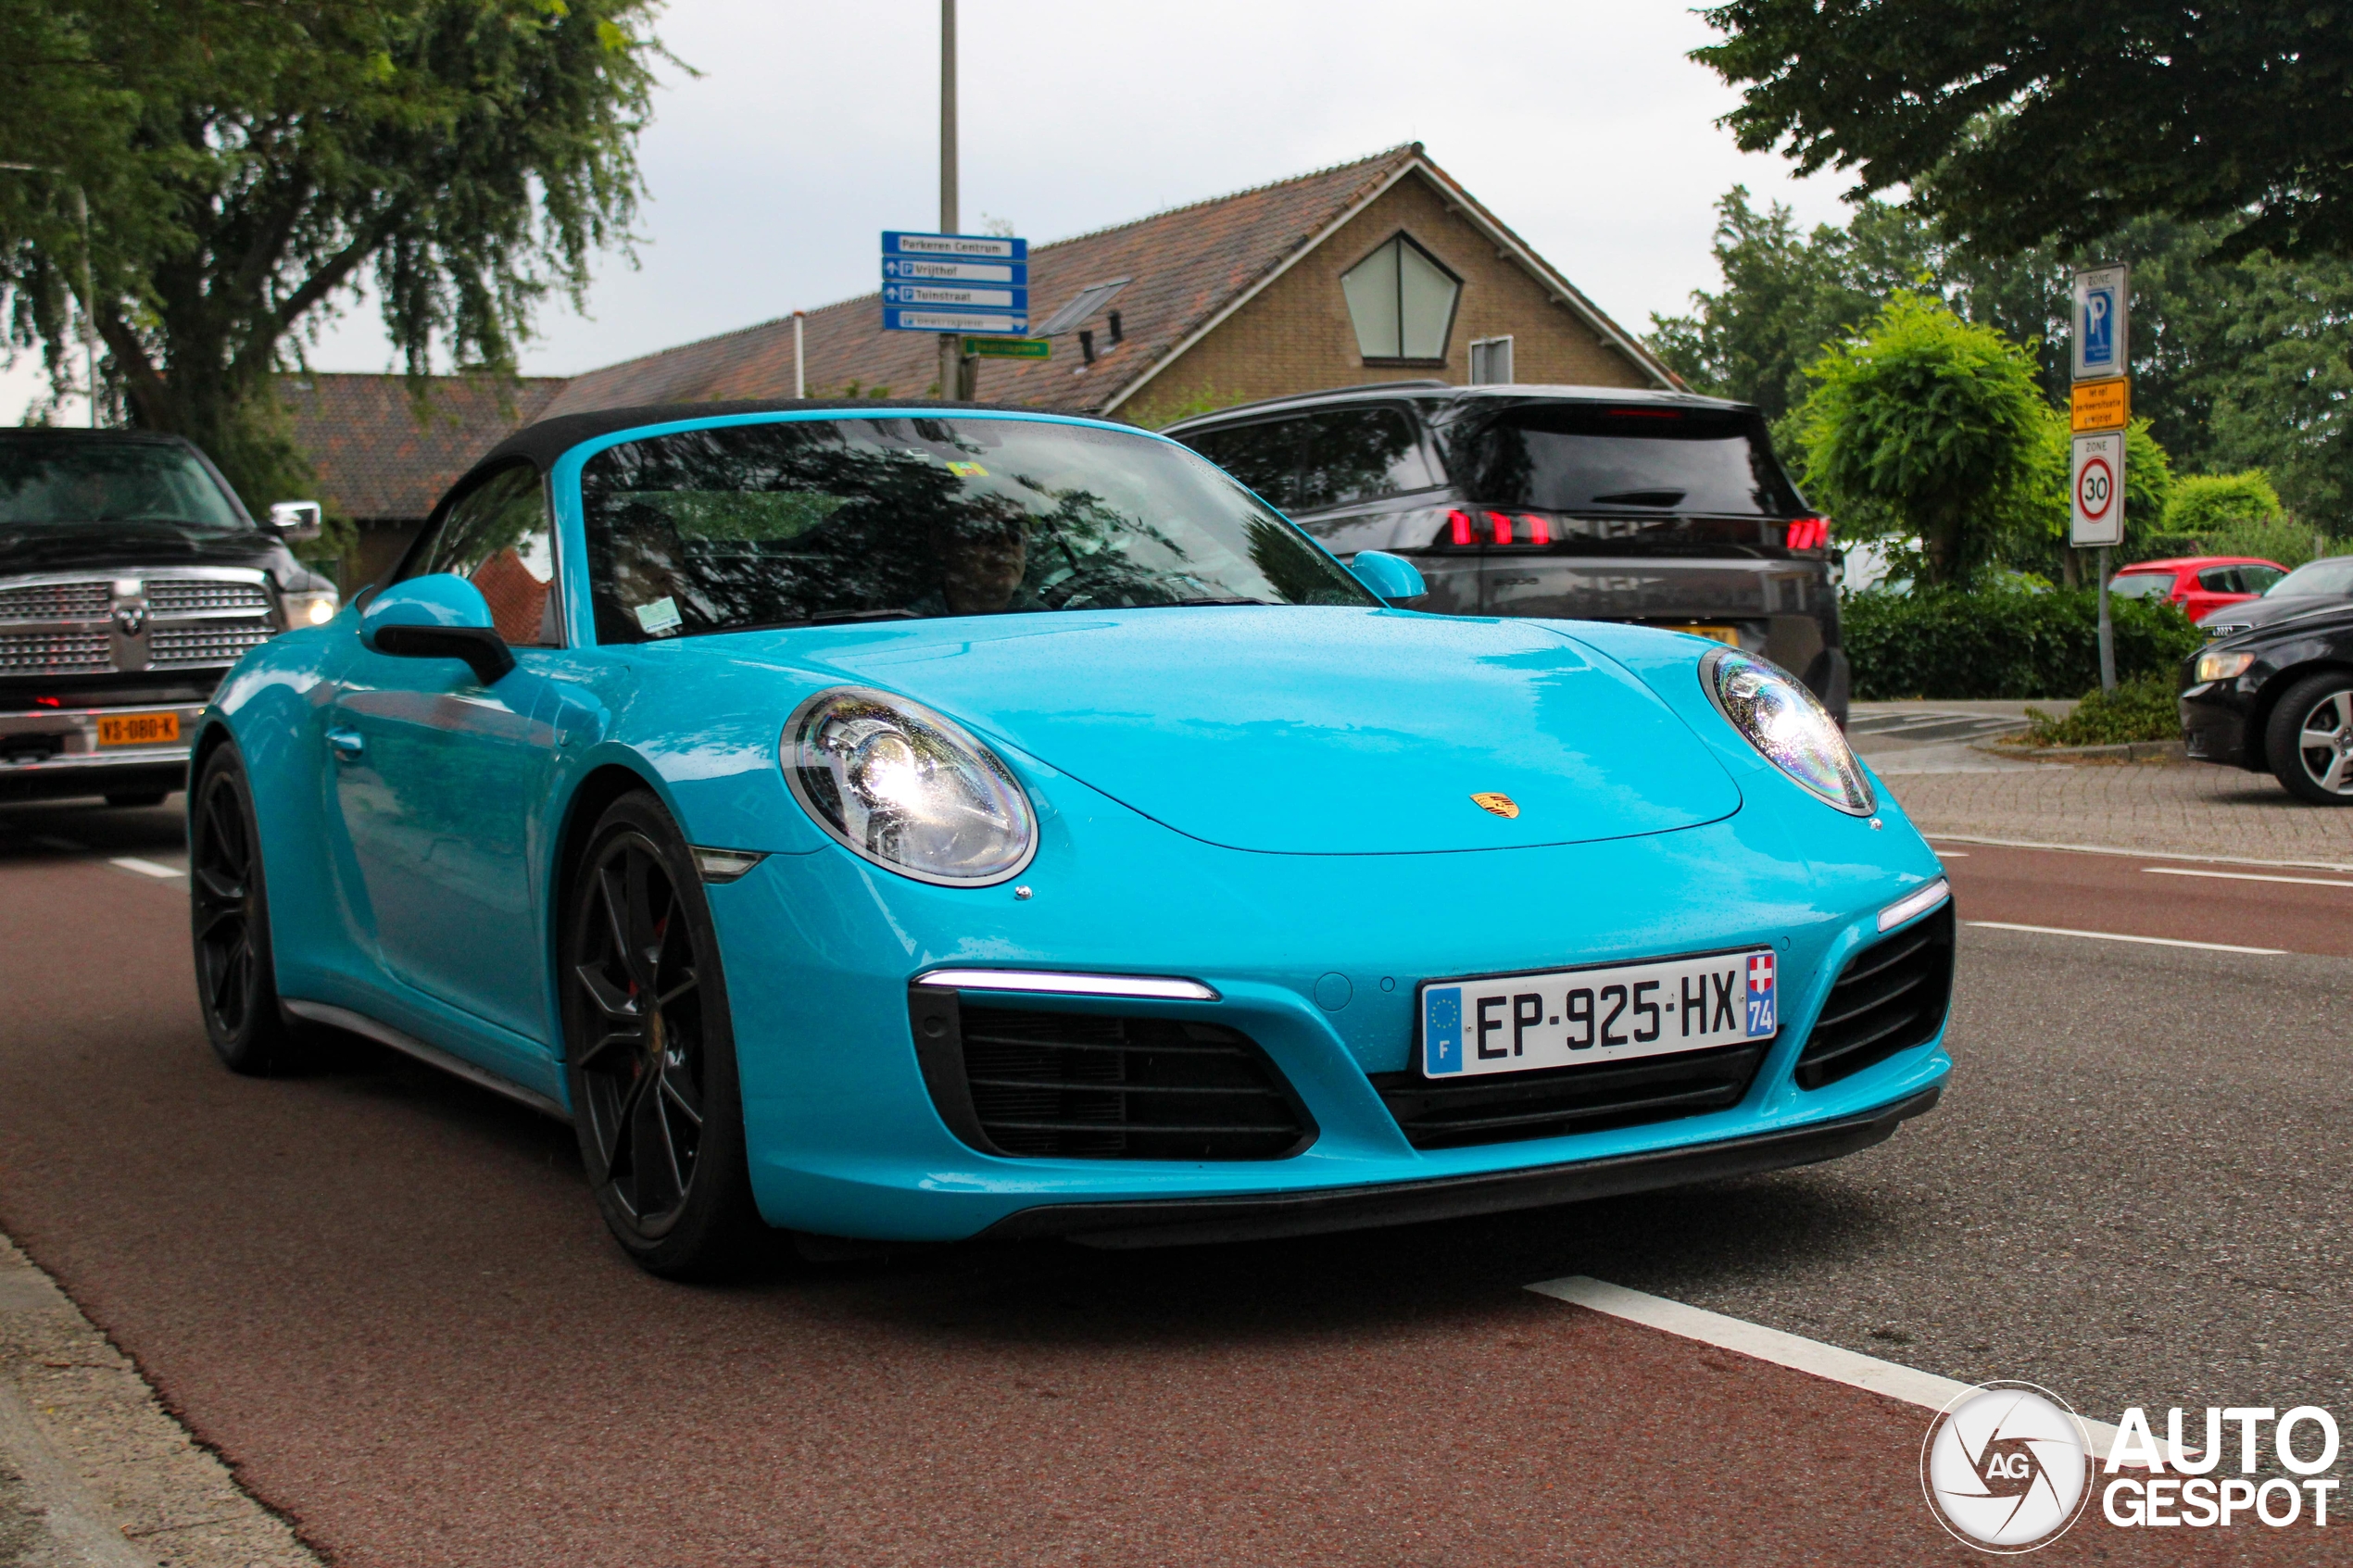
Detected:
[
  {"left": 1424, "top": 987, "right": 1463, "bottom": 1074},
  {"left": 1746, "top": 953, "right": 1777, "bottom": 1036}
]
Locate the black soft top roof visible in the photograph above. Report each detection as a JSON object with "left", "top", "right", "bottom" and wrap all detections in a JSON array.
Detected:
[{"left": 468, "top": 398, "right": 1118, "bottom": 483}]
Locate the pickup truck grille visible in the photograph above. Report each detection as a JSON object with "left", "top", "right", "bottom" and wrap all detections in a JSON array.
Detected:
[
  {"left": 0, "top": 571, "right": 278, "bottom": 679},
  {"left": 0, "top": 581, "right": 111, "bottom": 621},
  {"left": 0, "top": 629, "right": 111, "bottom": 674}
]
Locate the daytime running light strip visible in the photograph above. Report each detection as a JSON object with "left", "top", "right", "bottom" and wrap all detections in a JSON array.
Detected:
[
  {"left": 1878, "top": 878, "right": 1951, "bottom": 933},
  {"left": 913, "top": 969, "right": 1221, "bottom": 1002}
]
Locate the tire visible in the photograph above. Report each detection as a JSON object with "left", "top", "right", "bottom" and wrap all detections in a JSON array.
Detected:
[
  {"left": 105, "top": 791, "right": 170, "bottom": 809},
  {"left": 560, "top": 791, "right": 769, "bottom": 1278},
  {"left": 188, "top": 746, "right": 306, "bottom": 1072},
  {"left": 2264, "top": 672, "right": 2353, "bottom": 805}
]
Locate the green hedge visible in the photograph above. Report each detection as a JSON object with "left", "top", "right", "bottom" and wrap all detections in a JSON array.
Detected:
[{"left": 1843, "top": 589, "right": 2204, "bottom": 700}]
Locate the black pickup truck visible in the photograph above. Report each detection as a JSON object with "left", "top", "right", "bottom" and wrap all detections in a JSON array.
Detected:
[
  {"left": 0, "top": 429, "right": 336, "bottom": 804},
  {"left": 1165, "top": 383, "right": 1848, "bottom": 720}
]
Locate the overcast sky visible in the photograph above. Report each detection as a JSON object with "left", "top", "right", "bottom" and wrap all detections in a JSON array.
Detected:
[{"left": 8, "top": 0, "right": 1859, "bottom": 420}]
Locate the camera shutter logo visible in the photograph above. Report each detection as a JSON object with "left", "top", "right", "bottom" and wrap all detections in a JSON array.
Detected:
[{"left": 1921, "top": 1382, "right": 2093, "bottom": 1551}]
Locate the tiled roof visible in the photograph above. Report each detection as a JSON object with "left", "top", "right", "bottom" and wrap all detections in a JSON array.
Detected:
[
  {"left": 283, "top": 373, "right": 567, "bottom": 521},
  {"left": 542, "top": 145, "right": 1447, "bottom": 420}
]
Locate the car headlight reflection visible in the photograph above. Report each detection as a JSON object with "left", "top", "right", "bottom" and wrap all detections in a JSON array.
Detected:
[
  {"left": 782, "top": 686, "right": 1037, "bottom": 885},
  {"left": 2194, "top": 648, "right": 2255, "bottom": 684},
  {"left": 1702, "top": 648, "right": 1876, "bottom": 816}
]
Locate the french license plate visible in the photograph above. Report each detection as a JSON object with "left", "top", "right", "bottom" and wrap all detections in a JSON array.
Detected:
[
  {"left": 1420, "top": 947, "right": 1778, "bottom": 1078},
  {"left": 95, "top": 711, "right": 179, "bottom": 747}
]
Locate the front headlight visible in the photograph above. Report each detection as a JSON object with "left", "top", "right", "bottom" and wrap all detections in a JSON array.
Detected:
[
  {"left": 2195, "top": 649, "right": 2255, "bottom": 684},
  {"left": 1702, "top": 648, "right": 1875, "bottom": 816},
  {"left": 782, "top": 686, "right": 1037, "bottom": 885},
  {"left": 281, "top": 588, "right": 339, "bottom": 627}
]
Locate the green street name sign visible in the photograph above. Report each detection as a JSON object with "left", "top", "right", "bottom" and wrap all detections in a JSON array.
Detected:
[{"left": 965, "top": 336, "right": 1050, "bottom": 359}]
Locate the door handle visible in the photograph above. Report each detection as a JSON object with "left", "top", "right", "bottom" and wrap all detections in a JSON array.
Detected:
[{"left": 326, "top": 726, "right": 364, "bottom": 760}]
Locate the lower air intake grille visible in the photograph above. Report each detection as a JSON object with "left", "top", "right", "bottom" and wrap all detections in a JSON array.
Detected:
[
  {"left": 911, "top": 993, "right": 1314, "bottom": 1160},
  {"left": 1794, "top": 902, "right": 1955, "bottom": 1089},
  {"left": 1372, "top": 1043, "right": 1765, "bottom": 1150}
]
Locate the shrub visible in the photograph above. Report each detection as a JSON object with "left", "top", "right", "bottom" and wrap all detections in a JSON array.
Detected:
[
  {"left": 2164, "top": 470, "right": 2283, "bottom": 536},
  {"left": 1843, "top": 587, "right": 2203, "bottom": 699},
  {"left": 2020, "top": 671, "right": 2182, "bottom": 745}
]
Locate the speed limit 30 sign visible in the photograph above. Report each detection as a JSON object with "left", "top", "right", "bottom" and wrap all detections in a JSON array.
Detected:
[{"left": 2070, "top": 432, "right": 2124, "bottom": 547}]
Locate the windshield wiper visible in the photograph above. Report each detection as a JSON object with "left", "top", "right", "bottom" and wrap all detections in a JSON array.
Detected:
[{"left": 806, "top": 607, "right": 919, "bottom": 624}]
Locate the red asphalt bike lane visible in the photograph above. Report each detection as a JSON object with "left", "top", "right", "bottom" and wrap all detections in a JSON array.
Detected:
[
  {"left": 0, "top": 851, "right": 2319, "bottom": 1566},
  {"left": 1932, "top": 840, "right": 2353, "bottom": 959}
]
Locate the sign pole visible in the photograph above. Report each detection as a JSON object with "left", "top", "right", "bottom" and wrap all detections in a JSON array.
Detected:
[
  {"left": 937, "top": 0, "right": 963, "bottom": 402},
  {"left": 2096, "top": 546, "right": 2115, "bottom": 693}
]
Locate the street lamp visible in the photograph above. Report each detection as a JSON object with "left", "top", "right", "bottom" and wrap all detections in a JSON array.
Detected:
[{"left": 0, "top": 164, "right": 99, "bottom": 428}]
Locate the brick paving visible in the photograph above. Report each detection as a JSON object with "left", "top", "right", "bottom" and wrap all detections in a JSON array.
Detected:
[{"left": 1882, "top": 758, "right": 2353, "bottom": 866}]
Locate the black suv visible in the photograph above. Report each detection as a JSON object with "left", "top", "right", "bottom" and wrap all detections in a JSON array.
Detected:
[
  {"left": 1165, "top": 383, "right": 1847, "bottom": 719},
  {"left": 0, "top": 430, "right": 336, "bottom": 804}
]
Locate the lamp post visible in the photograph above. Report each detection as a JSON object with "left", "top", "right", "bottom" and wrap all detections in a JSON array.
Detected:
[{"left": 0, "top": 164, "right": 97, "bottom": 427}]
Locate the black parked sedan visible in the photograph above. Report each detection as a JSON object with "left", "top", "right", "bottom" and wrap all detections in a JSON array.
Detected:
[{"left": 2180, "top": 603, "right": 2353, "bottom": 802}]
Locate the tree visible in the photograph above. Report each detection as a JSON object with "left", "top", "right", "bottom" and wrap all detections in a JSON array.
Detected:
[
  {"left": 1649, "top": 193, "right": 2353, "bottom": 533},
  {"left": 0, "top": 0, "right": 670, "bottom": 505},
  {"left": 1793, "top": 295, "right": 2047, "bottom": 586},
  {"left": 1693, "top": 3, "right": 2353, "bottom": 261}
]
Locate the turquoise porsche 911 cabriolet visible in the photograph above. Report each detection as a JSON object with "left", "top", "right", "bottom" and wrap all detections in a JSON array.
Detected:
[{"left": 187, "top": 401, "right": 1951, "bottom": 1276}]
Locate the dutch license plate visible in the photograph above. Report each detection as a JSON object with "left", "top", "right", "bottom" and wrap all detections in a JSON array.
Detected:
[
  {"left": 1420, "top": 947, "right": 1778, "bottom": 1077},
  {"left": 95, "top": 711, "right": 179, "bottom": 747},
  {"left": 1682, "top": 624, "right": 1742, "bottom": 646}
]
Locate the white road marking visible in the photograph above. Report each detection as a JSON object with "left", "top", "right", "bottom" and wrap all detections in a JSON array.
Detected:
[
  {"left": 2144, "top": 865, "right": 2353, "bottom": 890},
  {"left": 1967, "top": 921, "right": 2283, "bottom": 955},
  {"left": 107, "top": 857, "right": 182, "bottom": 879},
  {"left": 1927, "top": 833, "right": 2353, "bottom": 875},
  {"left": 1527, "top": 1275, "right": 2137, "bottom": 1464},
  {"left": 1934, "top": 850, "right": 1969, "bottom": 857}
]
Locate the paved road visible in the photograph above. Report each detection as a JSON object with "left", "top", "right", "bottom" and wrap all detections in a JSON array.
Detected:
[
  {"left": 0, "top": 804, "right": 2343, "bottom": 1564},
  {"left": 1937, "top": 839, "right": 2353, "bottom": 959}
]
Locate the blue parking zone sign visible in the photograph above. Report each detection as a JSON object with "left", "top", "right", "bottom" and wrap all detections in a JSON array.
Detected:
[
  {"left": 1423, "top": 987, "right": 1464, "bottom": 1074},
  {"left": 2080, "top": 286, "right": 2118, "bottom": 370}
]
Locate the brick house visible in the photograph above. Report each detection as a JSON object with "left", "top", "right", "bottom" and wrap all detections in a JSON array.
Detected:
[{"left": 293, "top": 144, "right": 1671, "bottom": 579}]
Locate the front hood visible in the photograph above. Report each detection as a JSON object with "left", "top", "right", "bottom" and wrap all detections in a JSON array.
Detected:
[
  {"left": 0, "top": 525, "right": 289, "bottom": 578},
  {"left": 767, "top": 607, "right": 1742, "bottom": 854},
  {"left": 2199, "top": 595, "right": 2353, "bottom": 636}
]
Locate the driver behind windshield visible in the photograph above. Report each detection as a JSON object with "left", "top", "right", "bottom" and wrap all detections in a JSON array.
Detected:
[{"left": 913, "top": 503, "right": 1045, "bottom": 617}]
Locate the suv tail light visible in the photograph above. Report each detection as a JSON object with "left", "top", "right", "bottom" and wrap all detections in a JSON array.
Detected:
[{"left": 1786, "top": 516, "right": 1829, "bottom": 551}]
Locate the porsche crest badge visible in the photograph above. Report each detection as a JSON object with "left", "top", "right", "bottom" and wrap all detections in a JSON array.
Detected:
[{"left": 1470, "top": 792, "right": 1520, "bottom": 819}]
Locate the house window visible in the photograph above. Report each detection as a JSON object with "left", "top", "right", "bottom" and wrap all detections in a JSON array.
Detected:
[
  {"left": 1469, "top": 335, "right": 1514, "bottom": 385},
  {"left": 1340, "top": 232, "right": 1461, "bottom": 364}
]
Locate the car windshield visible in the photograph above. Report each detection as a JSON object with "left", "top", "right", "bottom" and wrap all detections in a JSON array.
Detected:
[
  {"left": 2263, "top": 558, "right": 2353, "bottom": 597},
  {"left": 579, "top": 416, "right": 1377, "bottom": 643},
  {"left": 0, "top": 438, "right": 247, "bottom": 531},
  {"left": 2106, "top": 572, "right": 2175, "bottom": 599},
  {"left": 1447, "top": 403, "right": 1804, "bottom": 518}
]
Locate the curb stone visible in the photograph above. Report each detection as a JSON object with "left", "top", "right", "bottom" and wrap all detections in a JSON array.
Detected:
[
  {"left": 1970, "top": 738, "right": 2186, "bottom": 764},
  {"left": 0, "top": 1238, "right": 321, "bottom": 1568}
]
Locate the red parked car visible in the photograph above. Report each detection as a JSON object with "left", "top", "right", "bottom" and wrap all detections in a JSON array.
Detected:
[{"left": 2107, "top": 556, "right": 2287, "bottom": 622}]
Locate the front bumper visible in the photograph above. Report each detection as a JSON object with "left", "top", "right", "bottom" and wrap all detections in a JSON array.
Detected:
[
  {"left": 0, "top": 699, "right": 206, "bottom": 798},
  {"left": 985, "top": 1085, "right": 1940, "bottom": 1247},
  {"left": 2179, "top": 679, "right": 2257, "bottom": 768},
  {"left": 711, "top": 769, "right": 1954, "bottom": 1245}
]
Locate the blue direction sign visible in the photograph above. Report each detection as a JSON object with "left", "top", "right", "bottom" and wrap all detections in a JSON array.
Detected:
[
  {"left": 882, "top": 282, "right": 1027, "bottom": 311},
  {"left": 883, "top": 231, "right": 1027, "bottom": 261},
  {"left": 885, "top": 307, "right": 1028, "bottom": 334},
  {"left": 882, "top": 232, "right": 1030, "bottom": 334}
]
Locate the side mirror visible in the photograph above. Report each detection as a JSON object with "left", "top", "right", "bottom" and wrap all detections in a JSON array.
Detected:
[
  {"left": 1349, "top": 549, "right": 1428, "bottom": 604},
  {"left": 269, "top": 500, "right": 324, "bottom": 542},
  {"left": 359, "top": 573, "right": 515, "bottom": 685}
]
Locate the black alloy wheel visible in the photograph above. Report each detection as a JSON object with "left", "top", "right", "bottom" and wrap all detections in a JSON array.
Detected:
[
  {"left": 188, "top": 746, "right": 301, "bottom": 1072},
  {"left": 2265, "top": 672, "right": 2353, "bottom": 806},
  {"left": 561, "top": 792, "right": 766, "bottom": 1277}
]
